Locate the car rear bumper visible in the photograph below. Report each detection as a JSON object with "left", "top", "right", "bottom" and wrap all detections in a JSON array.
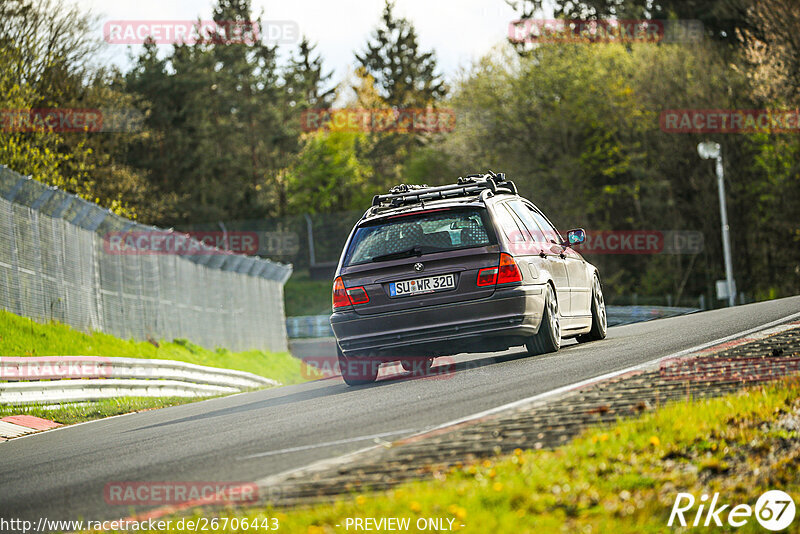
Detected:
[{"left": 330, "top": 284, "right": 547, "bottom": 358}]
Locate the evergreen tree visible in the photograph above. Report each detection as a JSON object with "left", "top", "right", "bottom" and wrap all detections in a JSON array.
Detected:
[
  {"left": 285, "top": 37, "right": 336, "bottom": 109},
  {"left": 351, "top": 2, "right": 449, "bottom": 190},
  {"left": 356, "top": 0, "right": 447, "bottom": 107},
  {"left": 124, "top": 0, "right": 290, "bottom": 225}
]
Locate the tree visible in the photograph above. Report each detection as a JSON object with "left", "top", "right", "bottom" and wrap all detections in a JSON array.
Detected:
[
  {"left": 0, "top": 0, "right": 102, "bottom": 98},
  {"left": 285, "top": 131, "right": 373, "bottom": 214},
  {"left": 0, "top": 45, "right": 87, "bottom": 193},
  {"left": 0, "top": 0, "right": 148, "bottom": 218},
  {"left": 505, "top": 0, "right": 754, "bottom": 48},
  {"left": 351, "top": 3, "right": 450, "bottom": 191},
  {"left": 124, "top": 0, "right": 292, "bottom": 225},
  {"left": 740, "top": 0, "right": 800, "bottom": 106},
  {"left": 356, "top": 0, "right": 447, "bottom": 107},
  {"left": 430, "top": 40, "right": 800, "bottom": 302},
  {"left": 285, "top": 37, "right": 336, "bottom": 110}
]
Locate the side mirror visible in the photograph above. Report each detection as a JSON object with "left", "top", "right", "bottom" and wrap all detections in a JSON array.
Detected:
[{"left": 566, "top": 228, "right": 586, "bottom": 247}]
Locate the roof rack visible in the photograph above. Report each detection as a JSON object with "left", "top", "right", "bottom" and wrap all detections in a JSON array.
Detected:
[{"left": 369, "top": 171, "right": 518, "bottom": 212}]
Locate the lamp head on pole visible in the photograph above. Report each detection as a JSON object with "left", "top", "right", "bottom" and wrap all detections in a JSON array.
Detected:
[{"left": 697, "top": 141, "right": 721, "bottom": 159}]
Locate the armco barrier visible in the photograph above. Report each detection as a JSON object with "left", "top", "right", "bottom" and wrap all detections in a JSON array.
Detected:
[
  {"left": 0, "top": 379, "right": 238, "bottom": 405},
  {"left": 0, "top": 356, "right": 279, "bottom": 405},
  {"left": 606, "top": 305, "right": 700, "bottom": 326},
  {"left": 286, "top": 315, "right": 334, "bottom": 338}
]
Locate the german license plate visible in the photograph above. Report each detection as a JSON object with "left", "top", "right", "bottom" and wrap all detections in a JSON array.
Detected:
[{"left": 389, "top": 274, "right": 456, "bottom": 297}]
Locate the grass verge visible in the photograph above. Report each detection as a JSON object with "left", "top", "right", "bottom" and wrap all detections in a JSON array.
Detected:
[
  {"left": 0, "top": 309, "right": 308, "bottom": 385},
  {"left": 0, "top": 396, "right": 218, "bottom": 426},
  {"left": 108, "top": 378, "right": 800, "bottom": 534}
]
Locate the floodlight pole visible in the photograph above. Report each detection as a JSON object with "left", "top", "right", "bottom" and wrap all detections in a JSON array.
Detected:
[{"left": 715, "top": 154, "right": 735, "bottom": 307}]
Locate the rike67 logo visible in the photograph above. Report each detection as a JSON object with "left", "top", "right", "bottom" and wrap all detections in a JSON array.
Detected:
[{"left": 669, "top": 490, "right": 795, "bottom": 531}]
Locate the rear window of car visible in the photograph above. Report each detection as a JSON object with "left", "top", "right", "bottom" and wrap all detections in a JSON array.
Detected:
[{"left": 343, "top": 209, "right": 495, "bottom": 266}]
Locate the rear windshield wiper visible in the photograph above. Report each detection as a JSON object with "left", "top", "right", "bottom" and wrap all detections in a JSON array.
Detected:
[
  {"left": 371, "top": 245, "right": 425, "bottom": 262},
  {"left": 370, "top": 245, "right": 453, "bottom": 262}
]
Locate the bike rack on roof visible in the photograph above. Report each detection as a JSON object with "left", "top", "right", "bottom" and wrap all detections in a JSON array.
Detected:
[{"left": 369, "top": 172, "right": 518, "bottom": 215}]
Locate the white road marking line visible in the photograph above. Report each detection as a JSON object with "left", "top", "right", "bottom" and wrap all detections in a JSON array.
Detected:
[{"left": 238, "top": 429, "right": 418, "bottom": 460}]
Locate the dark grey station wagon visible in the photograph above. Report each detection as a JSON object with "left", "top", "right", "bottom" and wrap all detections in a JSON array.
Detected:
[{"left": 330, "top": 173, "right": 606, "bottom": 385}]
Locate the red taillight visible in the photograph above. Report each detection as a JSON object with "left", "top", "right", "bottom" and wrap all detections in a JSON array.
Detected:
[
  {"left": 332, "top": 277, "right": 350, "bottom": 309},
  {"left": 333, "top": 277, "right": 370, "bottom": 308},
  {"left": 346, "top": 286, "right": 369, "bottom": 305},
  {"left": 498, "top": 253, "right": 523, "bottom": 284},
  {"left": 477, "top": 266, "right": 498, "bottom": 286},
  {"left": 477, "top": 253, "right": 522, "bottom": 287}
]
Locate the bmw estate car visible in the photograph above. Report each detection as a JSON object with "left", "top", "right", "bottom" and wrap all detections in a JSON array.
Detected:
[{"left": 330, "top": 172, "right": 607, "bottom": 385}]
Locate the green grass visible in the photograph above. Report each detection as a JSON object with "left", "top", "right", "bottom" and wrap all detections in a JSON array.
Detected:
[
  {"left": 0, "top": 396, "right": 215, "bottom": 425},
  {"left": 0, "top": 309, "right": 308, "bottom": 384},
  {"left": 109, "top": 379, "right": 800, "bottom": 534},
  {"left": 284, "top": 270, "right": 332, "bottom": 317}
]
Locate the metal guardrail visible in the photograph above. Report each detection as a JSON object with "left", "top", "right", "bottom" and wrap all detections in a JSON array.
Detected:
[
  {"left": 286, "top": 315, "right": 334, "bottom": 338},
  {"left": 606, "top": 305, "right": 700, "bottom": 326},
  {"left": 0, "top": 356, "right": 279, "bottom": 405},
  {"left": 0, "top": 379, "right": 239, "bottom": 405}
]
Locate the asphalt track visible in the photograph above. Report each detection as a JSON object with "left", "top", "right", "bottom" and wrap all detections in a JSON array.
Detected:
[{"left": 1, "top": 296, "right": 798, "bottom": 524}]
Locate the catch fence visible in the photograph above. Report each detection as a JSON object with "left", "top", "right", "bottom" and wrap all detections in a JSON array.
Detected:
[{"left": 0, "top": 165, "right": 292, "bottom": 352}]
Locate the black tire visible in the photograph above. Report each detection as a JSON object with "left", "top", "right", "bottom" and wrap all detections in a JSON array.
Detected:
[
  {"left": 400, "top": 357, "right": 434, "bottom": 374},
  {"left": 577, "top": 274, "right": 607, "bottom": 343},
  {"left": 526, "top": 284, "right": 561, "bottom": 355},
  {"left": 337, "top": 346, "right": 379, "bottom": 385}
]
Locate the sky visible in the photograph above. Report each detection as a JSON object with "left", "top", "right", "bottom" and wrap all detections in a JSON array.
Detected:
[{"left": 77, "top": 0, "right": 531, "bottom": 85}]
